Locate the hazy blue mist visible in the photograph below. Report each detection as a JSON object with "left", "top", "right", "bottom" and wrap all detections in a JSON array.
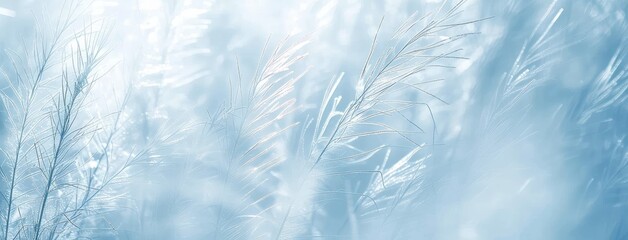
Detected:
[{"left": 0, "top": 0, "right": 626, "bottom": 239}]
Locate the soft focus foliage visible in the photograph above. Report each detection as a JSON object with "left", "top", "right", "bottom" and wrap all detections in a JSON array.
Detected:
[{"left": 0, "top": 0, "right": 626, "bottom": 239}]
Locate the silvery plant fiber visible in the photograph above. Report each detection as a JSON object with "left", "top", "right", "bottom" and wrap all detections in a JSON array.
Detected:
[{"left": 0, "top": 0, "right": 626, "bottom": 239}]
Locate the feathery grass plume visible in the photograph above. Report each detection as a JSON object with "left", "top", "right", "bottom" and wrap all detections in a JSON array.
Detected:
[
  {"left": 576, "top": 47, "right": 627, "bottom": 124},
  {"left": 440, "top": 1, "right": 564, "bottom": 197},
  {"left": 273, "top": 1, "right": 480, "bottom": 239},
  {"left": 441, "top": 5, "right": 565, "bottom": 208},
  {"left": 566, "top": 39, "right": 628, "bottom": 238},
  {"left": 30, "top": 20, "right": 110, "bottom": 240},
  {"left": 0, "top": 2, "right": 83, "bottom": 239},
  {"left": 425, "top": 2, "right": 566, "bottom": 238},
  {"left": 356, "top": 146, "right": 427, "bottom": 227},
  {"left": 479, "top": 0, "right": 563, "bottom": 142},
  {"left": 204, "top": 36, "right": 308, "bottom": 239}
]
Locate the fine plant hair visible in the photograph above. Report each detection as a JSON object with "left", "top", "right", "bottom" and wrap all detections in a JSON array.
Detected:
[
  {"left": 5, "top": 0, "right": 626, "bottom": 239},
  {"left": 480, "top": 0, "right": 564, "bottom": 141},
  {"left": 575, "top": 46, "right": 627, "bottom": 124},
  {"left": 567, "top": 40, "right": 627, "bottom": 238},
  {"left": 208, "top": 37, "right": 308, "bottom": 239},
  {"left": 273, "top": 1, "right": 481, "bottom": 239},
  {"left": 0, "top": 3, "right": 81, "bottom": 239},
  {"left": 31, "top": 22, "right": 110, "bottom": 240},
  {"left": 0, "top": 2, "right": 140, "bottom": 238},
  {"left": 426, "top": 3, "right": 567, "bottom": 238}
]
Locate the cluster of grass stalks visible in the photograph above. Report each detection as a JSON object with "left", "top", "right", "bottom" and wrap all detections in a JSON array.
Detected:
[
  {"left": 0, "top": 2, "right": 178, "bottom": 239},
  {"left": 172, "top": 1, "right": 490, "bottom": 239},
  {"left": 1, "top": 0, "right": 627, "bottom": 239}
]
